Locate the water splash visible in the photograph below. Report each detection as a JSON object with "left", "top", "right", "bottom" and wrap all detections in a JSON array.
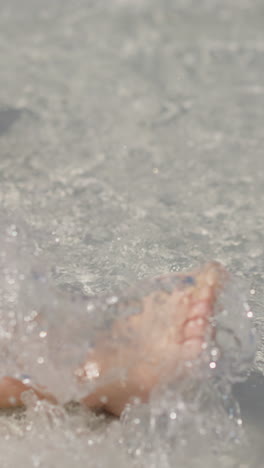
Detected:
[{"left": 0, "top": 221, "right": 256, "bottom": 467}]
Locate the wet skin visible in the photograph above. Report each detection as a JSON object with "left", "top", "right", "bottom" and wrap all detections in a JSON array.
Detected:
[{"left": 0, "top": 262, "right": 226, "bottom": 416}]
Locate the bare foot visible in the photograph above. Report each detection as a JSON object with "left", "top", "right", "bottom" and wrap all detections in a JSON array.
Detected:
[
  {"left": 80, "top": 262, "right": 226, "bottom": 416},
  {"left": 0, "top": 377, "right": 56, "bottom": 409},
  {"left": 0, "top": 262, "right": 226, "bottom": 415}
]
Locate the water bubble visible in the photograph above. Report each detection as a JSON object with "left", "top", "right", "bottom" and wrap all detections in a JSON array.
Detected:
[
  {"left": 83, "top": 362, "right": 100, "bottom": 380},
  {"left": 39, "top": 331, "right": 47, "bottom": 338},
  {"left": 106, "top": 296, "right": 119, "bottom": 305},
  {"left": 211, "top": 348, "right": 219, "bottom": 357},
  {"left": 8, "top": 397, "right": 17, "bottom": 406},
  {"left": 100, "top": 396, "right": 108, "bottom": 404}
]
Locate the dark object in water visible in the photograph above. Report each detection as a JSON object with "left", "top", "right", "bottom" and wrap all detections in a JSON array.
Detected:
[{"left": 0, "top": 107, "right": 32, "bottom": 136}]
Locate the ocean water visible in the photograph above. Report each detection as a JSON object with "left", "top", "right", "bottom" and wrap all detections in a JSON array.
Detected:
[{"left": 0, "top": 0, "right": 264, "bottom": 466}]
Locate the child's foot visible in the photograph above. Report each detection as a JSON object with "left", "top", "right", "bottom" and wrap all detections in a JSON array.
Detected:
[
  {"left": 0, "top": 262, "right": 226, "bottom": 415},
  {"left": 80, "top": 262, "right": 226, "bottom": 415},
  {"left": 0, "top": 376, "right": 57, "bottom": 408}
]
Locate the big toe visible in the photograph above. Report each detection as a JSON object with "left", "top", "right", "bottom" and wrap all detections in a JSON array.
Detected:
[{"left": 181, "top": 337, "right": 205, "bottom": 362}]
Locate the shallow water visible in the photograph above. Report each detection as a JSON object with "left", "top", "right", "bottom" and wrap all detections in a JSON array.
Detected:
[{"left": 0, "top": 0, "right": 264, "bottom": 466}]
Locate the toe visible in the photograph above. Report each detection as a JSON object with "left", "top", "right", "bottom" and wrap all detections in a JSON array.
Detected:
[
  {"left": 184, "top": 317, "right": 208, "bottom": 341},
  {"left": 188, "top": 299, "right": 213, "bottom": 320},
  {"left": 181, "top": 337, "right": 204, "bottom": 361}
]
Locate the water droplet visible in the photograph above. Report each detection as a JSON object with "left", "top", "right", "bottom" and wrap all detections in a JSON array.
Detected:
[
  {"left": 106, "top": 296, "right": 118, "bottom": 305},
  {"left": 100, "top": 395, "right": 108, "bottom": 404},
  {"left": 211, "top": 347, "right": 219, "bottom": 357},
  {"left": 8, "top": 396, "right": 17, "bottom": 405},
  {"left": 39, "top": 331, "right": 47, "bottom": 338},
  {"left": 87, "top": 303, "right": 95, "bottom": 312},
  {"left": 133, "top": 418, "right": 140, "bottom": 425},
  {"left": 83, "top": 362, "right": 100, "bottom": 380},
  {"left": 21, "top": 374, "right": 31, "bottom": 385}
]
